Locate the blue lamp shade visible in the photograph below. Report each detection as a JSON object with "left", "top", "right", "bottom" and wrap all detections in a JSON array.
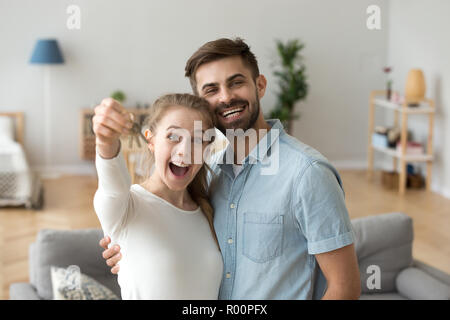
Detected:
[{"left": 30, "top": 39, "right": 64, "bottom": 64}]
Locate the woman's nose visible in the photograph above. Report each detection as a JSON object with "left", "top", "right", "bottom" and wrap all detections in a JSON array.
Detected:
[{"left": 173, "top": 142, "right": 191, "bottom": 163}]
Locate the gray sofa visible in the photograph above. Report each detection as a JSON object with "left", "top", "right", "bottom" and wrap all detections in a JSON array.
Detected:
[
  {"left": 353, "top": 213, "right": 450, "bottom": 299},
  {"left": 10, "top": 228, "right": 121, "bottom": 300},
  {"left": 9, "top": 212, "right": 450, "bottom": 300}
]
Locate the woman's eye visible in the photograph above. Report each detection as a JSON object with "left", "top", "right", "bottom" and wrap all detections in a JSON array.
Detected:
[{"left": 168, "top": 134, "right": 180, "bottom": 142}]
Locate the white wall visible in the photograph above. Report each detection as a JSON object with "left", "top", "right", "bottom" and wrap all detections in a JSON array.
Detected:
[
  {"left": 387, "top": 0, "right": 450, "bottom": 197},
  {"left": 0, "top": 0, "right": 388, "bottom": 175}
]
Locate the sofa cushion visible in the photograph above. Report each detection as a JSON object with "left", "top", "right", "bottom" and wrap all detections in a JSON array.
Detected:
[
  {"left": 396, "top": 267, "right": 450, "bottom": 300},
  {"left": 34, "top": 229, "right": 121, "bottom": 299},
  {"left": 351, "top": 212, "right": 413, "bottom": 293},
  {"left": 51, "top": 266, "right": 119, "bottom": 300}
]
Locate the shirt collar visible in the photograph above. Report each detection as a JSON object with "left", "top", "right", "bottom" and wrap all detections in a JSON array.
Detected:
[{"left": 218, "top": 119, "right": 284, "bottom": 169}]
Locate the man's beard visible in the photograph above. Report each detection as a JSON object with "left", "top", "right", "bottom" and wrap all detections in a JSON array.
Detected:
[{"left": 215, "top": 90, "right": 260, "bottom": 134}]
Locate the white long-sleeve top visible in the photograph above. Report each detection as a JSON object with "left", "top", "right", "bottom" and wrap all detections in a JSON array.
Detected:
[{"left": 93, "top": 149, "right": 223, "bottom": 300}]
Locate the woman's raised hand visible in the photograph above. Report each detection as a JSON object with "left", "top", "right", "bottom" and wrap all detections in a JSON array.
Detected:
[{"left": 93, "top": 98, "right": 134, "bottom": 159}]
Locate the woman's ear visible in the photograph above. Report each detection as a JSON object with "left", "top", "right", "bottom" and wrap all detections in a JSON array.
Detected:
[{"left": 145, "top": 129, "right": 154, "bottom": 152}]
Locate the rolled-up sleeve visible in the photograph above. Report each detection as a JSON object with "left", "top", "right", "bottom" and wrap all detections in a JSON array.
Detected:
[{"left": 293, "top": 160, "right": 355, "bottom": 255}]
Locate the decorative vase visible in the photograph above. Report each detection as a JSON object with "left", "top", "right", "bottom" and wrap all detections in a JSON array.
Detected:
[
  {"left": 387, "top": 80, "right": 392, "bottom": 101},
  {"left": 405, "top": 69, "right": 426, "bottom": 107}
]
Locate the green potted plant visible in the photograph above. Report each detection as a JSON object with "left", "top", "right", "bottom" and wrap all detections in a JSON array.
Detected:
[
  {"left": 110, "top": 90, "right": 126, "bottom": 104},
  {"left": 267, "top": 39, "right": 308, "bottom": 134}
]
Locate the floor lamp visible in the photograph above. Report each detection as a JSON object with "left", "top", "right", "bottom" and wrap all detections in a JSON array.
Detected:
[{"left": 29, "top": 39, "right": 64, "bottom": 177}]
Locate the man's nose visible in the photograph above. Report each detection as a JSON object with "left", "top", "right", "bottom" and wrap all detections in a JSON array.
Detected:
[{"left": 218, "top": 87, "right": 233, "bottom": 105}]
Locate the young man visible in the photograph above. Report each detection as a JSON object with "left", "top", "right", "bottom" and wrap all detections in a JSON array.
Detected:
[{"left": 99, "top": 38, "right": 361, "bottom": 299}]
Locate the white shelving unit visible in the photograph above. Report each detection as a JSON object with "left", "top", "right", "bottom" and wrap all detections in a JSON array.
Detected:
[{"left": 367, "top": 90, "right": 435, "bottom": 195}]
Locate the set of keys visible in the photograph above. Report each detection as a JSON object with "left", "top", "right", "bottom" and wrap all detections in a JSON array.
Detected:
[{"left": 127, "top": 113, "right": 147, "bottom": 149}]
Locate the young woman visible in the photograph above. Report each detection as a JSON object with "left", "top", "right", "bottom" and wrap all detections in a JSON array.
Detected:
[{"left": 92, "top": 93, "right": 223, "bottom": 299}]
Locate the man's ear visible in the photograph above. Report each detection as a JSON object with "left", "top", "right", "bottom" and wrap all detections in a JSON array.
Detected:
[
  {"left": 256, "top": 74, "right": 267, "bottom": 99},
  {"left": 144, "top": 129, "right": 154, "bottom": 152}
]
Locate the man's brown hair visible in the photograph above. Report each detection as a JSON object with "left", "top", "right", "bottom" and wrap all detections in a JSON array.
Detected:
[{"left": 185, "top": 38, "right": 260, "bottom": 95}]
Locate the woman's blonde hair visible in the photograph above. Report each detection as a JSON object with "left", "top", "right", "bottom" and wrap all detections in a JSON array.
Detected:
[{"left": 141, "top": 93, "right": 219, "bottom": 248}]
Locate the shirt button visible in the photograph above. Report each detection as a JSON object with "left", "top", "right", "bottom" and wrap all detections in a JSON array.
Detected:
[
  {"left": 230, "top": 203, "right": 235, "bottom": 209},
  {"left": 227, "top": 238, "right": 233, "bottom": 244},
  {"left": 226, "top": 272, "right": 231, "bottom": 279}
]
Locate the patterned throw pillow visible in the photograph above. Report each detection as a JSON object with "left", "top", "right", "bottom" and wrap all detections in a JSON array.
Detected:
[{"left": 51, "top": 265, "right": 119, "bottom": 300}]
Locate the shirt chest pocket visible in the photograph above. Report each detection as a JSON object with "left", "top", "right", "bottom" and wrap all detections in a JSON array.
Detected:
[{"left": 242, "top": 211, "right": 284, "bottom": 263}]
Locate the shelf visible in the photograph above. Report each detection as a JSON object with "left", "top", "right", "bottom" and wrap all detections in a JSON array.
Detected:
[
  {"left": 372, "top": 145, "right": 433, "bottom": 162},
  {"left": 368, "top": 91, "right": 435, "bottom": 194},
  {"left": 373, "top": 98, "right": 435, "bottom": 114}
]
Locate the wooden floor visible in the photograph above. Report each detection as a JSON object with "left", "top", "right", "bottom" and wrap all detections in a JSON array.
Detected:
[{"left": 0, "top": 170, "right": 449, "bottom": 299}]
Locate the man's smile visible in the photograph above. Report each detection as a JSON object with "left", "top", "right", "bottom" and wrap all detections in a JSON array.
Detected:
[{"left": 218, "top": 103, "right": 248, "bottom": 123}]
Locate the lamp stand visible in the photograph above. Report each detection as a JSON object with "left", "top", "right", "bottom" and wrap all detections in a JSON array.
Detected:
[
  {"left": 44, "top": 66, "right": 50, "bottom": 167},
  {"left": 42, "top": 66, "right": 60, "bottom": 179}
]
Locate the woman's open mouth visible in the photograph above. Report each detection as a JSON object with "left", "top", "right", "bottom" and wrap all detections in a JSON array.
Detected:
[
  {"left": 169, "top": 161, "right": 191, "bottom": 178},
  {"left": 219, "top": 104, "right": 247, "bottom": 123}
]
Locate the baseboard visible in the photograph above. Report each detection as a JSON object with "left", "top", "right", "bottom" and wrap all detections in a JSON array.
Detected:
[
  {"left": 436, "top": 186, "right": 450, "bottom": 200},
  {"left": 32, "top": 164, "right": 96, "bottom": 178}
]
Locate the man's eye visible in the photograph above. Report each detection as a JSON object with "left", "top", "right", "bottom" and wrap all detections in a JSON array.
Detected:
[
  {"left": 168, "top": 134, "right": 180, "bottom": 142},
  {"left": 231, "top": 81, "right": 243, "bottom": 87},
  {"left": 205, "top": 89, "right": 217, "bottom": 95}
]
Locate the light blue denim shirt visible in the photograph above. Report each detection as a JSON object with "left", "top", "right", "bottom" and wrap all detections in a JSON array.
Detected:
[{"left": 208, "top": 119, "right": 355, "bottom": 300}]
